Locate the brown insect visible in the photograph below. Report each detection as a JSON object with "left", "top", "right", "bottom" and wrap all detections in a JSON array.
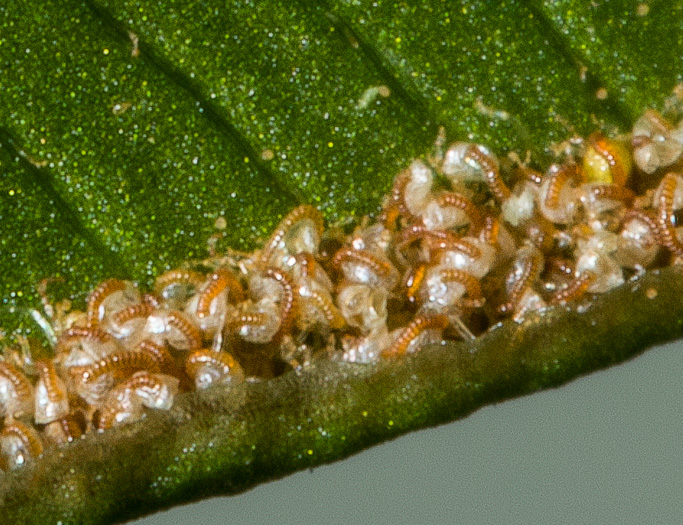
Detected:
[
  {"left": 0, "top": 361, "right": 34, "bottom": 417},
  {"left": 43, "top": 414, "right": 84, "bottom": 445},
  {"left": 299, "top": 287, "right": 346, "bottom": 330},
  {"left": 264, "top": 268, "right": 297, "bottom": 339},
  {"left": 656, "top": 173, "right": 683, "bottom": 256},
  {"left": 0, "top": 418, "right": 44, "bottom": 469},
  {"left": 381, "top": 314, "right": 449, "bottom": 357},
  {"left": 398, "top": 225, "right": 481, "bottom": 260},
  {"left": 111, "top": 302, "right": 155, "bottom": 327},
  {"left": 544, "top": 164, "right": 579, "bottom": 210},
  {"left": 185, "top": 349, "right": 244, "bottom": 389},
  {"left": 71, "top": 350, "right": 159, "bottom": 384},
  {"left": 56, "top": 326, "right": 115, "bottom": 355},
  {"left": 165, "top": 311, "right": 204, "bottom": 350},
  {"left": 86, "top": 278, "right": 127, "bottom": 327},
  {"left": 434, "top": 191, "right": 483, "bottom": 233},
  {"left": 498, "top": 247, "right": 543, "bottom": 315},
  {"left": 466, "top": 144, "right": 511, "bottom": 202},
  {"left": 481, "top": 215, "right": 500, "bottom": 245},
  {"left": 549, "top": 271, "right": 596, "bottom": 305},
  {"left": 586, "top": 184, "right": 635, "bottom": 206},
  {"left": 260, "top": 205, "right": 325, "bottom": 267},
  {"left": 196, "top": 268, "right": 244, "bottom": 318},
  {"left": 34, "top": 359, "right": 69, "bottom": 424},
  {"left": 137, "top": 339, "right": 176, "bottom": 374},
  {"left": 332, "top": 247, "right": 398, "bottom": 288},
  {"left": 588, "top": 132, "right": 628, "bottom": 187},
  {"left": 438, "top": 268, "right": 485, "bottom": 308}
]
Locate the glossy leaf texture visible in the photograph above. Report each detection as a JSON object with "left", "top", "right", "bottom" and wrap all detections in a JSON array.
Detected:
[{"left": 0, "top": 0, "right": 681, "bottom": 523}]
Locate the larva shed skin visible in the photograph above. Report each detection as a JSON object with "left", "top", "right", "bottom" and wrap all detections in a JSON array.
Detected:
[{"left": 2, "top": 110, "right": 682, "bottom": 472}]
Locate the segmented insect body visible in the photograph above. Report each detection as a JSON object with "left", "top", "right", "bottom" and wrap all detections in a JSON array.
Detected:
[
  {"left": 125, "top": 371, "right": 179, "bottom": 410},
  {"left": 574, "top": 231, "right": 625, "bottom": 293},
  {"left": 549, "top": 271, "right": 596, "bottom": 305},
  {"left": 144, "top": 310, "right": 203, "bottom": 351},
  {"left": 96, "top": 371, "right": 178, "bottom": 429},
  {"left": 498, "top": 245, "right": 545, "bottom": 317},
  {"left": 185, "top": 349, "right": 244, "bottom": 390},
  {"left": 337, "top": 284, "right": 388, "bottom": 334},
  {"left": 420, "top": 191, "right": 482, "bottom": 232},
  {"left": 297, "top": 285, "right": 346, "bottom": 332},
  {"left": 34, "top": 359, "right": 70, "bottom": 425},
  {"left": 538, "top": 164, "right": 580, "bottom": 224},
  {"left": 43, "top": 414, "right": 84, "bottom": 445},
  {"left": 632, "top": 110, "right": 683, "bottom": 174},
  {"left": 3, "top": 108, "right": 682, "bottom": 469},
  {"left": 260, "top": 205, "right": 325, "bottom": 269},
  {"left": 226, "top": 302, "right": 281, "bottom": 344},
  {"left": 579, "top": 183, "right": 635, "bottom": 217},
  {"left": 441, "top": 142, "right": 510, "bottom": 201},
  {"left": 56, "top": 326, "right": 121, "bottom": 360},
  {"left": 382, "top": 314, "right": 449, "bottom": 357},
  {"left": 332, "top": 247, "right": 399, "bottom": 290},
  {"left": 583, "top": 132, "right": 632, "bottom": 187},
  {"left": 340, "top": 327, "right": 391, "bottom": 364},
  {"left": 154, "top": 269, "right": 205, "bottom": 309},
  {"left": 86, "top": 279, "right": 140, "bottom": 328},
  {"left": 0, "top": 361, "right": 34, "bottom": 418},
  {"left": 106, "top": 302, "right": 156, "bottom": 341},
  {"left": 0, "top": 419, "right": 43, "bottom": 470},
  {"left": 615, "top": 211, "right": 661, "bottom": 269}
]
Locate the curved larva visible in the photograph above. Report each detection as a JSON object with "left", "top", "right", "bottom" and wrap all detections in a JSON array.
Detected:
[
  {"left": 71, "top": 349, "right": 159, "bottom": 384},
  {"left": 0, "top": 419, "right": 44, "bottom": 470},
  {"left": 97, "top": 372, "right": 179, "bottom": 429},
  {"left": 43, "top": 414, "right": 84, "bottom": 445},
  {"left": 538, "top": 164, "right": 580, "bottom": 225},
  {"left": 34, "top": 359, "right": 70, "bottom": 425},
  {"left": 259, "top": 205, "right": 324, "bottom": 267},
  {"left": 0, "top": 361, "right": 34, "bottom": 418},
  {"left": 263, "top": 268, "right": 297, "bottom": 340},
  {"left": 86, "top": 278, "right": 127, "bottom": 327},
  {"left": 298, "top": 286, "right": 346, "bottom": 331},
  {"left": 185, "top": 349, "right": 244, "bottom": 390},
  {"left": 585, "top": 132, "right": 631, "bottom": 187},
  {"left": 632, "top": 110, "right": 683, "bottom": 174},
  {"left": 549, "top": 271, "right": 596, "bottom": 305},
  {"left": 144, "top": 310, "right": 203, "bottom": 351},
  {"left": 56, "top": 326, "right": 118, "bottom": 358},
  {"left": 196, "top": 268, "right": 244, "bottom": 318},
  {"left": 381, "top": 314, "right": 449, "bottom": 357},
  {"left": 332, "top": 247, "right": 399, "bottom": 290}
]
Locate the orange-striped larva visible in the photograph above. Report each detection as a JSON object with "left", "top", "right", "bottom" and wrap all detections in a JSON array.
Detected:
[
  {"left": 0, "top": 361, "right": 34, "bottom": 418},
  {"left": 381, "top": 314, "right": 449, "bottom": 357},
  {"left": 0, "top": 419, "right": 44, "bottom": 469},
  {"left": 196, "top": 268, "right": 244, "bottom": 318},
  {"left": 259, "top": 205, "right": 325, "bottom": 267},
  {"left": 185, "top": 349, "right": 245, "bottom": 390},
  {"left": 332, "top": 247, "right": 399, "bottom": 289},
  {"left": 549, "top": 271, "right": 596, "bottom": 305},
  {"left": 34, "top": 359, "right": 69, "bottom": 424}
]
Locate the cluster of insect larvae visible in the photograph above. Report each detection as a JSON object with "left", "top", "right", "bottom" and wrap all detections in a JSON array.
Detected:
[{"left": 1, "top": 108, "right": 682, "bottom": 471}]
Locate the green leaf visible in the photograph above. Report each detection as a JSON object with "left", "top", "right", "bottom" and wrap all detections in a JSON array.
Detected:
[{"left": 0, "top": 0, "right": 681, "bottom": 522}]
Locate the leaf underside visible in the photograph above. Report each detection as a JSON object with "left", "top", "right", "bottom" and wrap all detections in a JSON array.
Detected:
[{"left": 0, "top": 0, "right": 681, "bottom": 522}]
